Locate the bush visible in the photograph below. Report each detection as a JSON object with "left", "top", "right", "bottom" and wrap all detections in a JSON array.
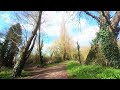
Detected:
[
  {"left": 27, "top": 53, "right": 39, "bottom": 64},
  {"left": 27, "top": 52, "right": 64, "bottom": 66},
  {"left": 53, "top": 56, "right": 62, "bottom": 63},
  {"left": 0, "top": 68, "right": 13, "bottom": 79}
]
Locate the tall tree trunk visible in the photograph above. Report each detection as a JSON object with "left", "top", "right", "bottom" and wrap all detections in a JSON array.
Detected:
[
  {"left": 12, "top": 11, "right": 42, "bottom": 77},
  {"left": 38, "top": 23, "right": 43, "bottom": 65},
  {"left": 63, "top": 45, "right": 66, "bottom": 60},
  {"left": 38, "top": 26, "right": 41, "bottom": 65},
  {"left": 77, "top": 41, "right": 81, "bottom": 64},
  {"left": 38, "top": 37, "right": 43, "bottom": 66}
]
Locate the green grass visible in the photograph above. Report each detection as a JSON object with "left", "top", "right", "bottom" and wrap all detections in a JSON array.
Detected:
[
  {"left": 0, "top": 67, "right": 30, "bottom": 79},
  {"left": 66, "top": 60, "right": 120, "bottom": 79}
]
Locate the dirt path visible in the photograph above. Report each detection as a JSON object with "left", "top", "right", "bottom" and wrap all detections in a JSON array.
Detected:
[{"left": 21, "top": 62, "right": 69, "bottom": 79}]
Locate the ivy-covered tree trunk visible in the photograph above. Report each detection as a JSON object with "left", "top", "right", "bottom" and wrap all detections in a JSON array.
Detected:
[
  {"left": 12, "top": 11, "right": 42, "bottom": 77},
  {"left": 85, "top": 11, "right": 108, "bottom": 65},
  {"left": 99, "top": 11, "right": 120, "bottom": 67},
  {"left": 85, "top": 44, "right": 97, "bottom": 65},
  {"left": 85, "top": 11, "right": 120, "bottom": 67},
  {"left": 100, "top": 28, "right": 120, "bottom": 67}
]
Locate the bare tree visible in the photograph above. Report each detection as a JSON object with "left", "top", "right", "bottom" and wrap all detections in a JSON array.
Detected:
[{"left": 48, "top": 18, "right": 75, "bottom": 61}]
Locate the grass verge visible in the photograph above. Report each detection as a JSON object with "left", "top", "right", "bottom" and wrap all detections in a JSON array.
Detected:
[
  {"left": 0, "top": 67, "right": 30, "bottom": 79},
  {"left": 66, "top": 60, "right": 120, "bottom": 79}
]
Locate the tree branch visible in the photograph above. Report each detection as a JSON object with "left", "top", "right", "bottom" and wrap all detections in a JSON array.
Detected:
[
  {"left": 25, "top": 11, "right": 42, "bottom": 52},
  {"left": 111, "top": 11, "right": 120, "bottom": 29},
  {"left": 101, "top": 11, "right": 111, "bottom": 25},
  {"left": 101, "top": 11, "right": 113, "bottom": 32},
  {"left": 84, "top": 11, "right": 100, "bottom": 22},
  {"left": 10, "top": 38, "right": 18, "bottom": 46}
]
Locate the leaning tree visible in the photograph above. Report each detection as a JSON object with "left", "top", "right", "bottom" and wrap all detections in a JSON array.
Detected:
[{"left": 12, "top": 11, "right": 42, "bottom": 77}]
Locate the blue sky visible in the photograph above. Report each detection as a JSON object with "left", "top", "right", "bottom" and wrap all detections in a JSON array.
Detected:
[{"left": 0, "top": 11, "right": 119, "bottom": 53}]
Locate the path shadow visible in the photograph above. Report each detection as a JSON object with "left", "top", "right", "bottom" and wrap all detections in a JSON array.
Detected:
[{"left": 22, "top": 64, "right": 68, "bottom": 79}]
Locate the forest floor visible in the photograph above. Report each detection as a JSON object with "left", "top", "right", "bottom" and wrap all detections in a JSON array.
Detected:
[{"left": 19, "top": 61, "right": 69, "bottom": 79}]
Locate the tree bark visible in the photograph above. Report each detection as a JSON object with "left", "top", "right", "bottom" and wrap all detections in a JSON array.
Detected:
[
  {"left": 12, "top": 11, "right": 42, "bottom": 77},
  {"left": 38, "top": 22, "right": 44, "bottom": 66},
  {"left": 39, "top": 39, "right": 43, "bottom": 65},
  {"left": 38, "top": 25, "right": 41, "bottom": 64},
  {"left": 63, "top": 44, "right": 66, "bottom": 60},
  {"left": 77, "top": 41, "right": 81, "bottom": 64},
  {"left": 84, "top": 11, "right": 100, "bottom": 22},
  {"left": 111, "top": 11, "right": 120, "bottom": 30}
]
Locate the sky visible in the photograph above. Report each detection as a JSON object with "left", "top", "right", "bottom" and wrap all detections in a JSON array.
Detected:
[
  {"left": 0, "top": 11, "right": 105, "bottom": 53},
  {"left": 39, "top": 11, "right": 99, "bottom": 53}
]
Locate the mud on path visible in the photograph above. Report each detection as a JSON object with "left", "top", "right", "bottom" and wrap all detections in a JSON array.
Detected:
[{"left": 20, "top": 62, "right": 69, "bottom": 79}]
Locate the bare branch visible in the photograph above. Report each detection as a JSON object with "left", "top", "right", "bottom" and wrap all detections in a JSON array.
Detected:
[
  {"left": 84, "top": 11, "right": 100, "bottom": 22},
  {"left": 11, "top": 26, "right": 22, "bottom": 37},
  {"left": 24, "top": 11, "right": 38, "bottom": 23},
  {"left": 10, "top": 38, "right": 18, "bottom": 45},
  {"left": 25, "top": 11, "right": 42, "bottom": 51}
]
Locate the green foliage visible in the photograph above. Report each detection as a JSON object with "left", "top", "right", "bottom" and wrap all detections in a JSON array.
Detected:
[
  {"left": 86, "top": 25, "right": 120, "bottom": 67},
  {"left": 85, "top": 44, "right": 99, "bottom": 65},
  {"left": 98, "top": 28, "right": 120, "bottom": 67},
  {"left": 0, "top": 68, "right": 13, "bottom": 79},
  {"left": 97, "top": 68, "right": 120, "bottom": 79},
  {"left": 0, "top": 67, "right": 30, "bottom": 79},
  {"left": 28, "top": 53, "right": 50, "bottom": 66},
  {"left": 8, "top": 23, "right": 22, "bottom": 46},
  {"left": 67, "top": 60, "right": 120, "bottom": 79},
  {"left": 27, "top": 53, "right": 39, "bottom": 64},
  {"left": 21, "top": 70, "right": 31, "bottom": 77},
  {"left": 0, "top": 23, "right": 22, "bottom": 67},
  {"left": 53, "top": 56, "right": 63, "bottom": 63}
]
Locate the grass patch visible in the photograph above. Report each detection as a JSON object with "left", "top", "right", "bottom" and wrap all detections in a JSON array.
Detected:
[
  {"left": 21, "top": 70, "right": 31, "bottom": 77},
  {"left": 0, "top": 68, "right": 13, "bottom": 79},
  {"left": 66, "top": 60, "right": 120, "bottom": 79},
  {"left": 0, "top": 67, "right": 30, "bottom": 79}
]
